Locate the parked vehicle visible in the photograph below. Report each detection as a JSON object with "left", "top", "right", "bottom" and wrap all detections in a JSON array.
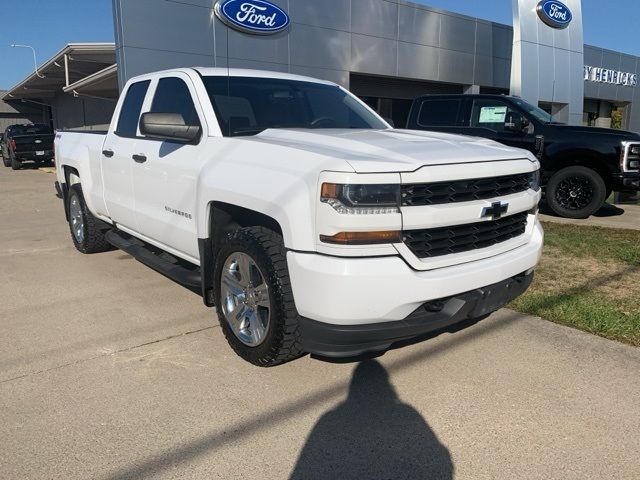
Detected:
[
  {"left": 54, "top": 68, "right": 543, "bottom": 366},
  {"left": 407, "top": 94, "right": 640, "bottom": 218},
  {"left": 2, "top": 124, "right": 55, "bottom": 170}
]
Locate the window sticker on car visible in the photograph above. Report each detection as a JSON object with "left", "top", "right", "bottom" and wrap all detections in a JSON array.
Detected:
[{"left": 479, "top": 106, "right": 507, "bottom": 123}]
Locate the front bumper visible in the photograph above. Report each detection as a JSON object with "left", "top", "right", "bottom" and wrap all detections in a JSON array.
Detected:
[
  {"left": 300, "top": 270, "right": 533, "bottom": 358},
  {"left": 612, "top": 172, "right": 640, "bottom": 191},
  {"left": 287, "top": 220, "right": 543, "bottom": 325}
]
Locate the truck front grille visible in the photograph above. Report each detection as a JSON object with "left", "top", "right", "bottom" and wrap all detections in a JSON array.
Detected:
[
  {"left": 401, "top": 173, "right": 533, "bottom": 206},
  {"left": 403, "top": 212, "right": 528, "bottom": 259}
]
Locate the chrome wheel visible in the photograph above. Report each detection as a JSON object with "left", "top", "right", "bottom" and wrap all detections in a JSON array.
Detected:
[
  {"left": 220, "top": 252, "right": 271, "bottom": 347},
  {"left": 69, "top": 194, "right": 85, "bottom": 243}
]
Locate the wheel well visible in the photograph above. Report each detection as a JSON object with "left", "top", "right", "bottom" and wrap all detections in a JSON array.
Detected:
[
  {"left": 546, "top": 158, "right": 612, "bottom": 189},
  {"left": 64, "top": 166, "right": 81, "bottom": 186},
  {"left": 199, "top": 202, "right": 284, "bottom": 308},
  {"left": 209, "top": 202, "right": 283, "bottom": 240}
]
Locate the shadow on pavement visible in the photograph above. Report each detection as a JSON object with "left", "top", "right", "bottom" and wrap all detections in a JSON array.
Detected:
[
  {"left": 289, "top": 359, "right": 453, "bottom": 480},
  {"left": 98, "top": 311, "right": 522, "bottom": 480},
  {"left": 539, "top": 199, "right": 625, "bottom": 218}
]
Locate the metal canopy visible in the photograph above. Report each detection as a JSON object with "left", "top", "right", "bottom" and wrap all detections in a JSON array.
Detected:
[
  {"left": 2, "top": 43, "right": 116, "bottom": 101},
  {"left": 63, "top": 64, "right": 118, "bottom": 99}
]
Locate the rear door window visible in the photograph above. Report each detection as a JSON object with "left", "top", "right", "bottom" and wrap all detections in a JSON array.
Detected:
[
  {"left": 116, "top": 80, "right": 151, "bottom": 137},
  {"left": 417, "top": 99, "right": 461, "bottom": 127}
]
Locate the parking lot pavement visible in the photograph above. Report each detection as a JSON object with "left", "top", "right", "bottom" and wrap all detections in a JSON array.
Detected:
[
  {"left": 539, "top": 201, "right": 640, "bottom": 230},
  {"left": 1, "top": 166, "right": 640, "bottom": 480}
]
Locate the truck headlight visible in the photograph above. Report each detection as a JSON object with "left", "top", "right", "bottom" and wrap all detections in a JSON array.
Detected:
[
  {"left": 528, "top": 170, "right": 541, "bottom": 191},
  {"left": 321, "top": 183, "right": 400, "bottom": 214}
]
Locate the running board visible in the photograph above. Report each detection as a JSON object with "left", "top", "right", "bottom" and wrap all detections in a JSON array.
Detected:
[{"left": 105, "top": 230, "right": 202, "bottom": 295}]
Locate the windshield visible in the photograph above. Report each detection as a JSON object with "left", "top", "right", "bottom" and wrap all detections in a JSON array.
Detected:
[
  {"left": 10, "top": 124, "right": 52, "bottom": 136},
  {"left": 202, "top": 76, "right": 387, "bottom": 137},
  {"left": 512, "top": 99, "right": 561, "bottom": 124}
]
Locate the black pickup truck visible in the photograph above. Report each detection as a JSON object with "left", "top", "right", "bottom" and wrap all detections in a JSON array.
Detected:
[
  {"left": 1, "top": 124, "right": 55, "bottom": 170},
  {"left": 407, "top": 94, "right": 640, "bottom": 218}
]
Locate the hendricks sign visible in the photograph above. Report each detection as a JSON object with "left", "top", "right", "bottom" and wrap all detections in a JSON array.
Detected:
[{"left": 584, "top": 66, "right": 638, "bottom": 87}]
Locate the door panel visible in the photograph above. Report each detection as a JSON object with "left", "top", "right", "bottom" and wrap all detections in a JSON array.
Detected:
[
  {"left": 132, "top": 75, "right": 207, "bottom": 260},
  {"left": 102, "top": 80, "right": 151, "bottom": 230}
]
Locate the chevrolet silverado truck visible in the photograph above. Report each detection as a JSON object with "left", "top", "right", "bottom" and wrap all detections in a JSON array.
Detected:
[
  {"left": 407, "top": 94, "right": 640, "bottom": 218},
  {"left": 2, "top": 123, "right": 55, "bottom": 170},
  {"left": 54, "top": 68, "right": 543, "bottom": 366}
]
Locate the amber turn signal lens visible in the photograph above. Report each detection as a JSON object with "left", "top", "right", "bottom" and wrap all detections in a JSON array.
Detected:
[
  {"left": 321, "top": 183, "right": 339, "bottom": 199},
  {"left": 320, "top": 231, "right": 402, "bottom": 245}
]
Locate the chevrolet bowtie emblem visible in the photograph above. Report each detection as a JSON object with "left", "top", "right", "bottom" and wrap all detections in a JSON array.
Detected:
[{"left": 481, "top": 202, "right": 509, "bottom": 220}]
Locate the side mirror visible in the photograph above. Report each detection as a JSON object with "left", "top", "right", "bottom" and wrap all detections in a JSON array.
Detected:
[
  {"left": 505, "top": 111, "right": 529, "bottom": 133},
  {"left": 139, "top": 112, "right": 201, "bottom": 143}
]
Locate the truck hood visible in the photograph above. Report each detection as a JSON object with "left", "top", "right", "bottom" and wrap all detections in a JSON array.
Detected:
[
  {"left": 547, "top": 124, "right": 640, "bottom": 140},
  {"left": 248, "top": 128, "right": 533, "bottom": 173}
]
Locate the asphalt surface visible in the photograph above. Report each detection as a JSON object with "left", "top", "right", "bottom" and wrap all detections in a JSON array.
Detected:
[
  {"left": 540, "top": 201, "right": 640, "bottom": 230},
  {"left": 1, "top": 165, "right": 639, "bottom": 480}
]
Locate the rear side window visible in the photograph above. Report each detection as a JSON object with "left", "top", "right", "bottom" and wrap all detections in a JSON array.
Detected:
[
  {"left": 149, "top": 77, "right": 200, "bottom": 127},
  {"left": 116, "top": 80, "right": 150, "bottom": 137},
  {"left": 417, "top": 99, "right": 461, "bottom": 127}
]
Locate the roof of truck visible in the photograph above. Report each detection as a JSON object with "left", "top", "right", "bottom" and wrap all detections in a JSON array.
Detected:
[{"left": 192, "top": 67, "right": 337, "bottom": 86}]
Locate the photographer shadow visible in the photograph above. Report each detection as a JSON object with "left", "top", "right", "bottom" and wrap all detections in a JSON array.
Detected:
[{"left": 289, "top": 360, "right": 453, "bottom": 480}]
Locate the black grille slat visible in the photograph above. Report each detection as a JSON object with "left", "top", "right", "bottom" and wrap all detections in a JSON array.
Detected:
[
  {"left": 401, "top": 173, "right": 532, "bottom": 206},
  {"left": 403, "top": 212, "right": 529, "bottom": 259}
]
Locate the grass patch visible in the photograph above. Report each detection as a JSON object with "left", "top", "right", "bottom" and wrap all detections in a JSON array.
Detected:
[{"left": 509, "top": 222, "right": 640, "bottom": 346}]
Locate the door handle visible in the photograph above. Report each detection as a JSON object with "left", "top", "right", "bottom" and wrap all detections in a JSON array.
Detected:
[
  {"left": 102, "top": 149, "right": 114, "bottom": 158},
  {"left": 132, "top": 154, "right": 147, "bottom": 163}
]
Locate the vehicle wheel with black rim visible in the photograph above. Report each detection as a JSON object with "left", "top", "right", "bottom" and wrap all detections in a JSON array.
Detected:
[
  {"left": 214, "top": 226, "right": 304, "bottom": 367},
  {"left": 67, "top": 184, "right": 111, "bottom": 253},
  {"left": 10, "top": 151, "right": 21, "bottom": 170},
  {"left": 546, "top": 166, "right": 606, "bottom": 219}
]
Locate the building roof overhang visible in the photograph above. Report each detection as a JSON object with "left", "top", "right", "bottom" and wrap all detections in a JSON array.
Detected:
[{"left": 2, "top": 43, "right": 116, "bottom": 101}]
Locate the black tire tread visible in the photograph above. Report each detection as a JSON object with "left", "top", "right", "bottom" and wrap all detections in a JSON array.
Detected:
[
  {"left": 68, "top": 184, "right": 112, "bottom": 254},
  {"left": 10, "top": 151, "right": 21, "bottom": 170},
  {"left": 214, "top": 226, "right": 304, "bottom": 367},
  {"left": 546, "top": 166, "right": 606, "bottom": 219}
]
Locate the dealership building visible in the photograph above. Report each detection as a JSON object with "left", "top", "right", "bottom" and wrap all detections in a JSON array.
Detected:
[{"left": 3, "top": 0, "right": 640, "bottom": 132}]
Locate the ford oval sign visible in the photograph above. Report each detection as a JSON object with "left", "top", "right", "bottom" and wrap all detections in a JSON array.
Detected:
[
  {"left": 214, "top": 0, "right": 290, "bottom": 35},
  {"left": 536, "top": 0, "right": 572, "bottom": 29}
]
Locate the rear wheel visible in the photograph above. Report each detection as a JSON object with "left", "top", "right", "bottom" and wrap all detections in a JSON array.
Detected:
[
  {"left": 214, "top": 226, "right": 304, "bottom": 367},
  {"left": 2, "top": 151, "right": 9, "bottom": 167},
  {"left": 546, "top": 166, "right": 606, "bottom": 219},
  {"left": 10, "top": 151, "right": 21, "bottom": 170},
  {"left": 67, "top": 184, "right": 111, "bottom": 253}
]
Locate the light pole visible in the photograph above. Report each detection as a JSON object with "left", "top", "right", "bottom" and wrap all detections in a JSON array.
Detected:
[{"left": 10, "top": 44, "right": 45, "bottom": 79}]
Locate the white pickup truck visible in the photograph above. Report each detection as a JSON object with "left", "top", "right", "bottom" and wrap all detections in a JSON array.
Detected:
[{"left": 55, "top": 68, "right": 543, "bottom": 366}]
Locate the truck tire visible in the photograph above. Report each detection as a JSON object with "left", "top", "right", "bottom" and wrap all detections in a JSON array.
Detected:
[
  {"left": 10, "top": 151, "right": 21, "bottom": 170},
  {"left": 2, "top": 152, "right": 9, "bottom": 167},
  {"left": 214, "top": 226, "right": 304, "bottom": 367},
  {"left": 67, "top": 184, "right": 111, "bottom": 254},
  {"left": 546, "top": 166, "right": 606, "bottom": 219}
]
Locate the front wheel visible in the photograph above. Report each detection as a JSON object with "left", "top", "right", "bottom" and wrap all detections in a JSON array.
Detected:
[
  {"left": 214, "top": 226, "right": 304, "bottom": 367},
  {"left": 2, "top": 152, "right": 9, "bottom": 167},
  {"left": 546, "top": 166, "right": 606, "bottom": 219},
  {"left": 67, "top": 184, "right": 111, "bottom": 253}
]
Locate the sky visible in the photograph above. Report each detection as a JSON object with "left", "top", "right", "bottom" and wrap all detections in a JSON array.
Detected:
[{"left": 1, "top": 0, "right": 639, "bottom": 90}]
